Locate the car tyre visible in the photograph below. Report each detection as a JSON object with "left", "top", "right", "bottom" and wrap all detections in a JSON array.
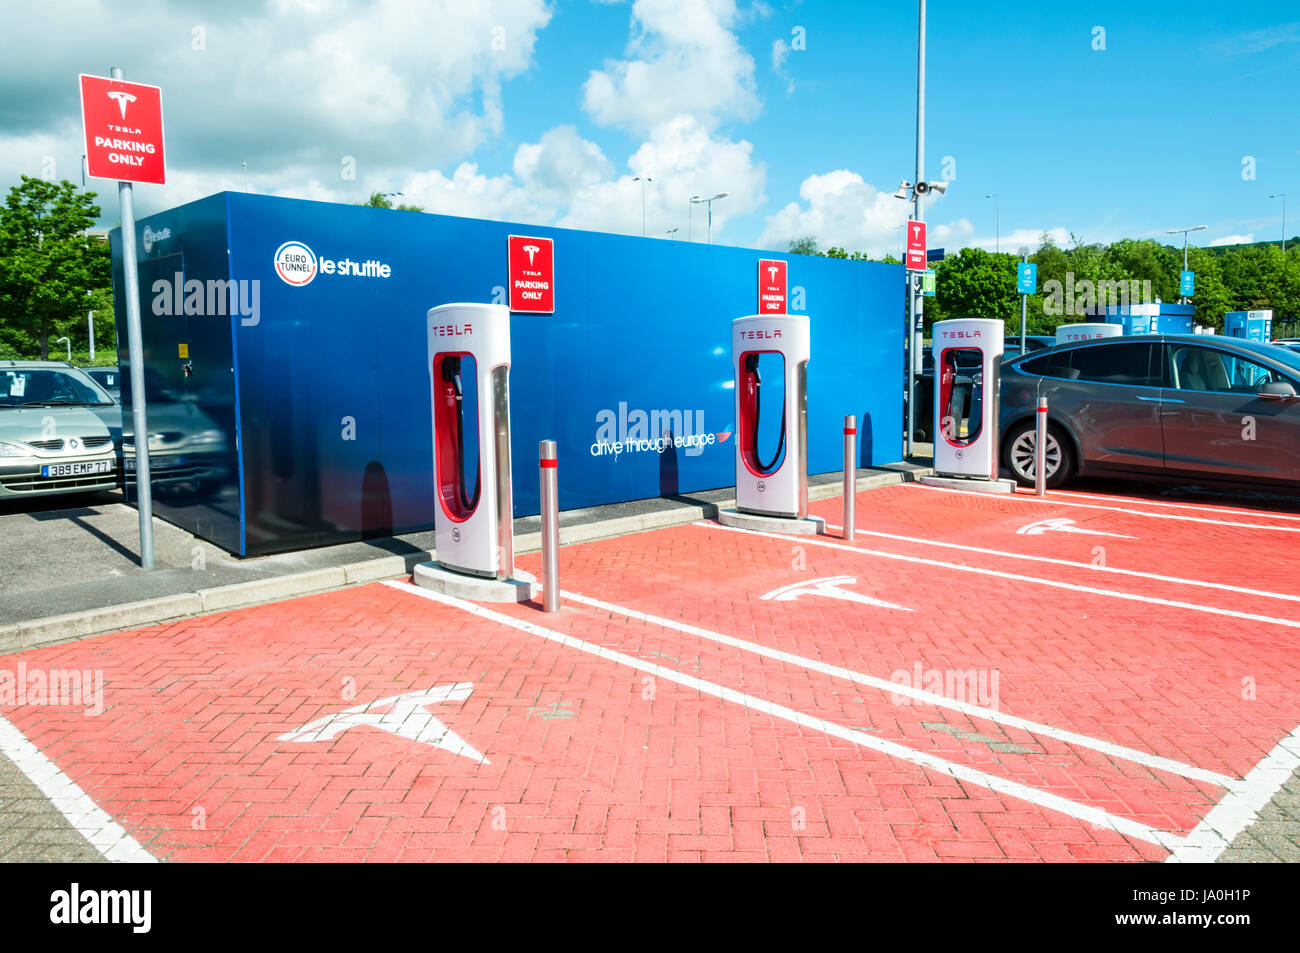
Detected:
[{"left": 1003, "top": 419, "right": 1075, "bottom": 488}]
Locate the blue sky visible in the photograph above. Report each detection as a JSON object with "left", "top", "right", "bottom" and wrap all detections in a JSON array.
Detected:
[{"left": 1, "top": 0, "right": 1296, "bottom": 254}]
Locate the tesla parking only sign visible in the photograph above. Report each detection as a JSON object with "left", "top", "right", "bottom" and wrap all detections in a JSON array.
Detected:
[
  {"left": 79, "top": 74, "right": 166, "bottom": 185},
  {"left": 508, "top": 235, "right": 555, "bottom": 313},
  {"left": 906, "top": 221, "right": 927, "bottom": 271},
  {"left": 758, "top": 259, "right": 787, "bottom": 314}
]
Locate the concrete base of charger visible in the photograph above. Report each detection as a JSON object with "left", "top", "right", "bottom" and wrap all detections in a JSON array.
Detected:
[
  {"left": 717, "top": 509, "right": 826, "bottom": 535},
  {"left": 412, "top": 562, "right": 538, "bottom": 602},
  {"left": 919, "top": 474, "right": 1016, "bottom": 494}
]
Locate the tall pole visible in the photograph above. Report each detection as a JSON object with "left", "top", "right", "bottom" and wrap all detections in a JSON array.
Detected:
[
  {"left": 688, "top": 197, "right": 694, "bottom": 242},
  {"left": 995, "top": 194, "right": 1000, "bottom": 253},
  {"left": 707, "top": 200, "right": 713, "bottom": 244},
  {"left": 112, "top": 66, "right": 155, "bottom": 570},
  {"left": 906, "top": 0, "right": 926, "bottom": 459},
  {"left": 88, "top": 310, "right": 95, "bottom": 362},
  {"left": 1020, "top": 249, "right": 1029, "bottom": 352},
  {"left": 1182, "top": 233, "right": 1189, "bottom": 305}
]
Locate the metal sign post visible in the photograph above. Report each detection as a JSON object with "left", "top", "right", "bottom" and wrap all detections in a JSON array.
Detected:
[{"left": 103, "top": 66, "right": 159, "bottom": 568}]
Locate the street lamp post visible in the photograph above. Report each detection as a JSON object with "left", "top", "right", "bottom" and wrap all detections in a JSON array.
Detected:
[
  {"left": 88, "top": 310, "right": 95, "bottom": 363},
  {"left": 986, "top": 193, "right": 1000, "bottom": 253},
  {"left": 57, "top": 336, "right": 71, "bottom": 362},
  {"left": 1166, "top": 224, "right": 1207, "bottom": 304},
  {"left": 1271, "top": 193, "right": 1288, "bottom": 252},
  {"left": 667, "top": 227, "right": 679, "bottom": 240},
  {"left": 691, "top": 193, "right": 728, "bottom": 244},
  {"left": 633, "top": 176, "right": 652, "bottom": 237},
  {"left": 688, "top": 195, "right": 698, "bottom": 241},
  {"left": 242, "top": 162, "right": 248, "bottom": 192}
]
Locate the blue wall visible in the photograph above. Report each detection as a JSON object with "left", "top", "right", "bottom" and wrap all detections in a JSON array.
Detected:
[{"left": 116, "top": 192, "right": 902, "bottom": 555}]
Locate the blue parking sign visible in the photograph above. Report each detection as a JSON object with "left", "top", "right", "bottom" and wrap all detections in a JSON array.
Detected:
[
  {"left": 1180, "top": 270, "right": 1195, "bottom": 297},
  {"left": 1017, "top": 262, "right": 1036, "bottom": 294}
]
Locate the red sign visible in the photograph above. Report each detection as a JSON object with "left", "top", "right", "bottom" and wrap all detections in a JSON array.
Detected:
[
  {"left": 758, "top": 259, "right": 787, "bottom": 314},
  {"left": 507, "top": 235, "right": 554, "bottom": 313},
  {"left": 79, "top": 74, "right": 166, "bottom": 185},
  {"left": 906, "top": 220, "right": 927, "bottom": 271}
]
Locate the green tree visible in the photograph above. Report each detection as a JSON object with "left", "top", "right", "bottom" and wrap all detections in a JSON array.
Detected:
[
  {"left": 933, "top": 247, "right": 1017, "bottom": 330},
  {"left": 787, "top": 236, "right": 819, "bottom": 255},
  {"left": 0, "top": 176, "right": 109, "bottom": 360},
  {"left": 362, "top": 191, "right": 424, "bottom": 212}
]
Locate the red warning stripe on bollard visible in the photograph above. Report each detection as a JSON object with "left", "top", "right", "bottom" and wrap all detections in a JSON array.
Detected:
[{"left": 540, "top": 459, "right": 558, "bottom": 469}]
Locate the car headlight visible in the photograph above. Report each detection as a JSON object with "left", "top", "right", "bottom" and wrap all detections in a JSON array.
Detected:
[
  {"left": 190, "top": 429, "right": 224, "bottom": 445},
  {"left": 0, "top": 441, "right": 35, "bottom": 458}
]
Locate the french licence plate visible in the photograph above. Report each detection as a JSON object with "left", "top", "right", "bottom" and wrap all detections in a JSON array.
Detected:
[{"left": 40, "top": 461, "right": 113, "bottom": 478}]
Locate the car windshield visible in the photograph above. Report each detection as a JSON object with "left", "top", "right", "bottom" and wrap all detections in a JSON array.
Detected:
[
  {"left": 1227, "top": 338, "right": 1300, "bottom": 375},
  {"left": 0, "top": 368, "right": 115, "bottom": 407}
]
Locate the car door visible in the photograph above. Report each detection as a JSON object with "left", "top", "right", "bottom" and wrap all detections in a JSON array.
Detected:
[
  {"left": 1037, "top": 340, "right": 1165, "bottom": 474},
  {"left": 1161, "top": 344, "right": 1300, "bottom": 483}
]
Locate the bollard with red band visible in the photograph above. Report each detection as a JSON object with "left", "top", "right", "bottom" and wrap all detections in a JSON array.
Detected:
[
  {"left": 843, "top": 415, "right": 856, "bottom": 541},
  {"left": 1035, "top": 397, "right": 1048, "bottom": 496},
  {"left": 539, "top": 440, "right": 560, "bottom": 611}
]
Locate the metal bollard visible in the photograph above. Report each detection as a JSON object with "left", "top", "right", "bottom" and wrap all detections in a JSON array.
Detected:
[
  {"left": 843, "top": 415, "right": 856, "bottom": 541},
  {"left": 539, "top": 440, "right": 560, "bottom": 611},
  {"left": 1035, "top": 397, "right": 1048, "bottom": 497}
]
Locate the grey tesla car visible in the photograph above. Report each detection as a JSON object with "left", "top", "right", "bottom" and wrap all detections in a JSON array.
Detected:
[{"left": 1000, "top": 335, "right": 1300, "bottom": 488}]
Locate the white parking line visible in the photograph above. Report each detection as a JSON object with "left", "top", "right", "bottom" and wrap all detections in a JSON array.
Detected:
[
  {"left": 383, "top": 580, "right": 1186, "bottom": 851},
  {"left": 560, "top": 589, "right": 1234, "bottom": 787},
  {"left": 818, "top": 521, "right": 1300, "bottom": 606},
  {"left": 1050, "top": 488, "right": 1300, "bottom": 523},
  {"left": 1166, "top": 725, "right": 1300, "bottom": 863},
  {"left": 699, "top": 521, "right": 1300, "bottom": 631},
  {"left": 0, "top": 713, "right": 156, "bottom": 863},
  {"left": 909, "top": 482, "right": 1300, "bottom": 534}
]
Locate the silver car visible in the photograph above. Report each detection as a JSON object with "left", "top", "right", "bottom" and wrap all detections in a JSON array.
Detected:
[
  {"left": 0, "top": 361, "right": 120, "bottom": 499},
  {"left": 1000, "top": 335, "right": 1300, "bottom": 488}
]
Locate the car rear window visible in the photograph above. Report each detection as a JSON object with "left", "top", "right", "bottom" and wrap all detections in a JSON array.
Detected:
[{"left": 1017, "top": 342, "right": 1157, "bottom": 386}]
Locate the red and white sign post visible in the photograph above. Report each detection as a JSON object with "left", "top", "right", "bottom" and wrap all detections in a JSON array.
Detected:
[
  {"left": 757, "top": 259, "right": 787, "bottom": 315},
  {"left": 79, "top": 69, "right": 167, "bottom": 569},
  {"left": 507, "top": 235, "right": 555, "bottom": 313},
  {"left": 906, "top": 220, "right": 928, "bottom": 271}
]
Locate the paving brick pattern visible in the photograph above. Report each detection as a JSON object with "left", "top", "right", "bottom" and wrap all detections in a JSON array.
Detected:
[{"left": 1, "top": 482, "right": 1297, "bottom": 862}]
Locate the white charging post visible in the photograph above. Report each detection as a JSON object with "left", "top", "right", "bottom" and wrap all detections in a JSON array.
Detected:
[
  {"left": 413, "top": 302, "right": 537, "bottom": 602},
  {"left": 920, "top": 317, "right": 1015, "bottom": 493},
  {"left": 718, "top": 313, "right": 824, "bottom": 535}
]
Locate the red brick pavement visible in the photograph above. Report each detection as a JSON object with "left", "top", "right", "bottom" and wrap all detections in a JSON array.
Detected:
[{"left": 2, "top": 483, "right": 1297, "bottom": 862}]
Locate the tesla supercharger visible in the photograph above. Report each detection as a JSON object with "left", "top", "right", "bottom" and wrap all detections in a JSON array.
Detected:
[
  {"left": 933, "top": 318, "right": 1003, "bottom": 481},
  {"left": 733, "top": 313, "right": 810, "bottom": 519},
  {"left": 1056, "top": 323, "right": 1121, "bottom": 346},
  {"left": 428, "top": 302, "right": 515, "bottom": 580}
]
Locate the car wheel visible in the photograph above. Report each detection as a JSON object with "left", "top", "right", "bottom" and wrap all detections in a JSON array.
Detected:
[{"left": 1004, "top": 420, "right": 1075, "bottom": 488}]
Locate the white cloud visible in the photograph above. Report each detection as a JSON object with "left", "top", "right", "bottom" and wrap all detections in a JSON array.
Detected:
[
  {"left": 759, "top": 169, "right": 916, "bottom": 255},
  {"left": 965, "top": 227, "right": 1072, "bottom": 253},
  {"left": 0, "top": 1, "right": 553, "bottom": 216},
  {"left": 558, "top": 115, "right": 765, "bottom": 239},
  {"left": 1210, "top": 233, "right": 1254, "bottom": 246},
  {"left": 582, "top": 0, "right": 759, "bottom": 131}
]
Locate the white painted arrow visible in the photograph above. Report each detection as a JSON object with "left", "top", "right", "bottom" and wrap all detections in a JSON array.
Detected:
[
  {"left": 760, "top": 575, "right": 913, "bottom": 611},
  {"left": 277, "top": 682, "right": 488, "bottom": 764},
  {"left": 1016, "top": 517, "right": 1137, "bottom": 539}
]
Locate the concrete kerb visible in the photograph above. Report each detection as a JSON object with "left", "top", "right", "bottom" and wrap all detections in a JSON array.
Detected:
[{"left": 0, "top": 466, "right": 930, "bottom": 654}]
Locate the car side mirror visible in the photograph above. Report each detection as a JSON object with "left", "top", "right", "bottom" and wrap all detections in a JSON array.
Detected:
[{"left": 1258, "top": 380, "right": 1298, "bottom": 400}]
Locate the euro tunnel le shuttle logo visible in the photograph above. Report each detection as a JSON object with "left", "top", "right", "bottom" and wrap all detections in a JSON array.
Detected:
[{"left": 273, "top": 240, "right": 392, "bottom": 287}]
